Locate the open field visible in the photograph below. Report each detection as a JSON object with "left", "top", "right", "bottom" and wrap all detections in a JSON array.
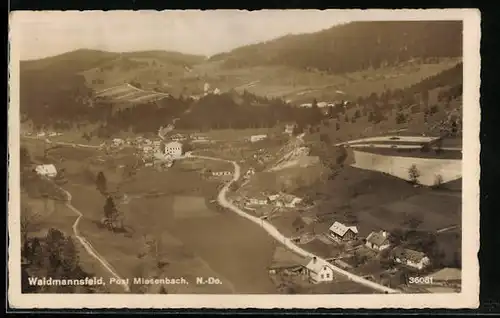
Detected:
[
  {"left": 172, "top": 196, "right": 216, "bottom": 219},
  {"left": 186, "top": 59, "right": 460, "bottom": 101},
  {"left": 339, "top": 135, "right": 441, "bottom": 146},
  {"left": 96, "top": 83, "right": 169, "bottom": 103},
  {"left": 48, "top": 139, "right": 278, "bottom": 294},
  {"left": 350, "top": 149, "right": 462, "bottom": 185},
  {"left": 298, "top": 166, "right": 460, "bottom": 235},
  {"left": 359, "top": 192, "right": 460, "bottom": 235},
  {"left": 355, "top": 148, "right": 462, "bottom": 160},
  {"left": 70, "top": 181, "right": 277, "bottom": 293}
]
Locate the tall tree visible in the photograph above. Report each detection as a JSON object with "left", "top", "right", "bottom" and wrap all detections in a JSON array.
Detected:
[
  {"left": 96, "top": 171, "right": 107, "bottom": 194},
  {"left": 103, "top": 196, "right": 119, "bottom": 228}
]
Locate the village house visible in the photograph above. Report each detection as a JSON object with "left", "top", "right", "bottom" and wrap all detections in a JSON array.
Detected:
[
  {"left": 112, "top": 138, "right": 124, "bottom": 147},
  {"left": 142, "top": 145, "right": 153, "bottom": 154},
  {"left": 244, "top": 168, "right": 255, "bottom": 178},
  {"left": 164, "top": 141, "right": 183, "bottom": 158},
  {"left": 48, "top": 132, "right": 57, "bottom": 137},
  {"left": 246, "top": 194, "right": 270, "bottom": 206},
  {"left": 249, "top": 134, "right": 268, "bottom": 143},
  {"left": 365, "top": 230, "right": 391, "bottom": 251},
  {"left": 35, "top": 164, "right": 57, "bottom": 178},
  {"left": 171, "top": 134, "right": 186, "bottom": 142},
  {"left": 328, "top": 221, "right": 358, "bottom": 242},
  {"left": 284, "top": 124, "right": 296, "bottom": 135},
  {"left": 393, "top": 247, "right": 431, "bottom": 270},
  {"left": 303, "top": 257, "right": 334, "bottom": 284},
  {"left": 281, "top": 193, "right": 303, "bottom": 208},
  {"left": 267, "top": 194, "right": 280, "bottom": 203},
  {"left": 36, "top": 132, "right": 46, "bottom": 138},
  {"left": 212, "top": 171, "right": 232, "bottom": 177}
]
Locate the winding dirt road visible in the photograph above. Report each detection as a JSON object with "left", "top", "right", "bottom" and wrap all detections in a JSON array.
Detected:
[
  {"left": 59, "top": 187, "right": 130, "bottom": 293},
  {"left": 190, "top": 153, "right": 400, "bottom": 294}
]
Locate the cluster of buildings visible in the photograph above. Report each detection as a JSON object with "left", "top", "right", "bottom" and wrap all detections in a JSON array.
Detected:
[
  {"left": 326, "top": 221, "right": 431, "bottom": 271},
  {"left": 24, "top": 131, "right": 63, "bottom": 138},
  {"left": 244, "top": 192, "right": 304, "bottom": 210},
  {"left": 203, "top": 82, "right": 221, "bottom": 96},
  {"left": 266, "top": 219, "right": 435, "bottom": 290}
]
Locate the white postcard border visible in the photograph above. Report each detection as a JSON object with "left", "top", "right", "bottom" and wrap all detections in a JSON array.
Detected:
[{"left": 8, "top": 8, "right": 481, "bottom": 309}]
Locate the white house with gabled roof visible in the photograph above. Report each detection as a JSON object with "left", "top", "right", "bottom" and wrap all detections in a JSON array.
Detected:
[
  {"left": 303, "top": 257, "right": 334, "bottom": 284},
  {"left": 164, "top": 141, "right": 183, "bottom": 158},
  {"left": 35, "top": 164, "right": 57, "bottom": 178},
  {"left": 328, "top": 221, "right": 358, "bottom": 242}
]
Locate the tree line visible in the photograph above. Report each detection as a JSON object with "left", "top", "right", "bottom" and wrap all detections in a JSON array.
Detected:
[
  {"left": 21, "top": 225, "right": 99, "bottom": 293},
  {"left": 210, "top": 21, "right": 462, "bottom": 74}
]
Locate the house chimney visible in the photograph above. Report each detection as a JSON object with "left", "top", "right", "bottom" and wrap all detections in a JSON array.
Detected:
[
  {"left": 312, "top": 256, "right": 317, "bottom": 264},
  {"left": 382, "top": 231, "right": 388, "bottom": 238}
]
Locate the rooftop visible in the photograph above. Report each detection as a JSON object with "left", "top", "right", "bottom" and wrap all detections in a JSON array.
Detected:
[
  {"left": 366, "top": 230, "right": 389, "bottom": 246},
  {"left": 305, "top": 257, "right": 330, "bottom": 274},
  {"left": 393, "top": 247, "right": 428, "bottom": 263},
  {"left": 329, "top": 221, "right": 358, "bottom": 237}
]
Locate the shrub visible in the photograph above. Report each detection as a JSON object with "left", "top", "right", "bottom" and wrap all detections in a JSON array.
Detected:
[
  {"left": 408, "top": 164, "right": 420, "bottom": 184},
  {"left": 433, "top": 174, "right": 444, "bottom": 189}
]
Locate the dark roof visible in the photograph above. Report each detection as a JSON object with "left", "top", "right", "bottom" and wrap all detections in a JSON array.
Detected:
[
  {"left": 393, "top": 247, "right": 428, "bottom": 263},
  {"left": 366, "top": 231, "right": 389, "bottom": 247}
]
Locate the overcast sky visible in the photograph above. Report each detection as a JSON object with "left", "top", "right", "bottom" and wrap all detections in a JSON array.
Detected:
[{"left": 12, "top": 10, "right": 350, "bottom": 60}]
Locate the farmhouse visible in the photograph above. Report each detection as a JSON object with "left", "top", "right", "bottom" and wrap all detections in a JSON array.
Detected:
[
  {"left": 303, "top": 257, "right": 334, "bottom": 284},
  {"left": 112, "top": 138, "right": 124, "bottom": 147},
  {"left": 365, "top": 230, "right": 391, "bottom": 251},
  {"left": 267, "top": 194, "right": 280, "bottom": 202},
  {"left": 246, "top": 194, "right": 270, "bottom": 206},
  {"left": 35, "top": 164, "right": 57, "bottom": 178},
  {"left": 250, "top": 134, "right": 268, "bottom": 143},
  {"left": 328, "top": 221, "right": 358, "bottom": 242},
  {"left": 244, "top": 168, "right": 255, "bottom": 177},
  {"left": 171, "top": 134, "right": 186, "bottom": 142},
  {"left": 212, "top": 171, "right": 232, "bottom": 177},
  {"left": 393, "top": 247, "right": 431, "bottom": 270},
  {"left": 153, "top": 140, "right": 162, "bottom": 147},
  {"left": 284, "top": 124, "right": 296, "bottom": 135},
  {"left": 164, "top": 141, "right": 183, "bottom": 158},
  {"left": 282, "top": 194, "right": 303, "bottom": 208}
]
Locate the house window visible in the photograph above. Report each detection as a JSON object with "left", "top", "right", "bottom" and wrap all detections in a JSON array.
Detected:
[
  {"left": 326, "top": 273, "right": 330, "bottom": 279},
  {"left": 321, "top": 274, "right": 324, "bottom": 279}
]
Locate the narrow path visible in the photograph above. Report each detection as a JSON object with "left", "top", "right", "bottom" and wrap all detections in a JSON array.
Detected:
[
  {"left": 58, "top": 187, "right": 130, "bottom": 292},
  {"left": 189, "top": 154, "right": 400, "bottom": 294},
  {"left": 436, "top": 225, "right": 459, "bottom": 233}
]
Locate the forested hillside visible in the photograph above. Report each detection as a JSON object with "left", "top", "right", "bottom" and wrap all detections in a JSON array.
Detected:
[{"left": 210, "top": 21, "right": 462, "bottom": 73}]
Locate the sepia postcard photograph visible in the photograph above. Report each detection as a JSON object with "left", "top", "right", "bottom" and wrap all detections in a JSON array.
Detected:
[{"left": 8, "top": 9, "right": 480, "bottom": 309}]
